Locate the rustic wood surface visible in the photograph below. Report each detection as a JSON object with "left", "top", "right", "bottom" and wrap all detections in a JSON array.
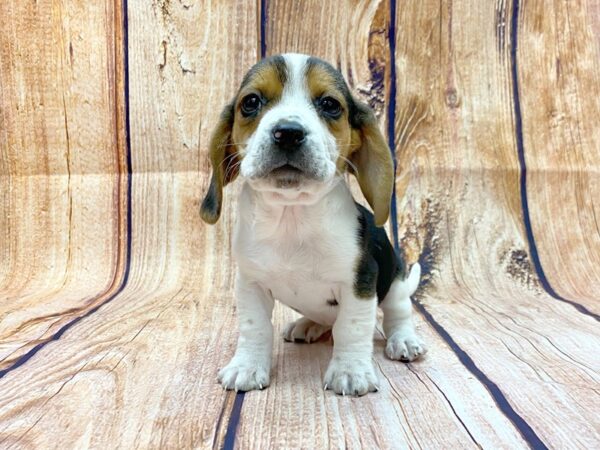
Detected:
[{"left": 0, "top": 1, "right": 599, "bottom": 449}]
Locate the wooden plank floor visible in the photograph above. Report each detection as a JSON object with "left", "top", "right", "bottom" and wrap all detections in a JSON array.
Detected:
[{"left": 1, "top": 0, "right": 599, "bottom": 449}]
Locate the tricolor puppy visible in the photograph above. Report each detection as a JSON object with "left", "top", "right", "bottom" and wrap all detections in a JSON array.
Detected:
[{"left": 201, "top": 54, "right": 426, "bottom": 396}]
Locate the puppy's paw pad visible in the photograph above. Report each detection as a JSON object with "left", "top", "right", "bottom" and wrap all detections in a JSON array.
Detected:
[
  {"left": 218, "top": 358, "right": 270, "bottom": 392},
  {"left": 323, "top": 359, "right": 379, "bottom": 396},
  {"left": 385, "top": 331, "right": 427, "bottom": 362},
  {"left": 283, "top": 317, "right": 330, "bottom": 343}
]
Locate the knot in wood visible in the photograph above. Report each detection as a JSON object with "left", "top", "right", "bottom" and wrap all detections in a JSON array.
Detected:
[{"left": 445, "top": 88, "right": 460, "bottom": 108}]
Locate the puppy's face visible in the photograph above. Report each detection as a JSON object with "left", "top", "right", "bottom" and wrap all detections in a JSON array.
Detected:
[
  {"left": 201, "top": 54, "right": 393, "bottom": 225},
  {"left": 234, "top": 54, "right": 354, "bottom": 200}
]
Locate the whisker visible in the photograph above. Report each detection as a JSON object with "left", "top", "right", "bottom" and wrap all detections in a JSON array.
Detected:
[
  {"left": 224, "top": 159, "right": 239, "bottom": 177},
  {"left": 338, "top": 155, "right": 358, "bottom": 175},
  {"left": 224, "top": 159, "right": 242, "bottom": 180},
  {"left": 218, "top": 151, "right": 239, "bottom": 170},
  {"left": 218, "top": 142, "right": 249, "bottom": 148}
]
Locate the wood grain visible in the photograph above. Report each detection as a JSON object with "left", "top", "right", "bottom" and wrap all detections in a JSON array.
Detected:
[
  {"left": 518, "top": 0, "right": 600, "bottom": 311},
  {"left": 394, "top": 1, "right": 600, "bottom": 448},
  {"left": 127, "top": 0, "right": 259, "bottom": 173},
  {"left": 0, "top": 0, "right": 599, "bottom": 449},
  {"left": 0, "top": 0, "right": 125, "bottom": 370}
]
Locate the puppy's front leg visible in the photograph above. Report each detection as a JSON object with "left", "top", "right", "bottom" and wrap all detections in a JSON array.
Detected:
[
  {"left": 218, "top": 272, "right": 274, "bottom": 392},
  {"left": 324, "top": 288, "right": 378, "bottom": 396}
]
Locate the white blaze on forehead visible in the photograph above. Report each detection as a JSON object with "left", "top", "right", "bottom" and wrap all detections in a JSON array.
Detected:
[{"left": 281, "top": 53, "right": 311, "bottom": 102}]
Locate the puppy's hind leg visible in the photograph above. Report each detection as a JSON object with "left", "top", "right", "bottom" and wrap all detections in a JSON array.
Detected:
[
  {"left": 380, "top": 263, "right": 427, "bottom": 362},
  {"left": 283, "top": 317, "right": 331, "bottom": 343}
]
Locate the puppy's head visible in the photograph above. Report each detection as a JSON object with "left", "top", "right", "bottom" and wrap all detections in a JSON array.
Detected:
[{"left": 201, "top": 53, "right": 393, "bottom": 226}]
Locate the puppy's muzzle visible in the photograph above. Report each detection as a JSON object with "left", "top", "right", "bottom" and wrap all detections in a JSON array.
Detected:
[{"left": 260, "top": 120, "right": 317, "bottom": 188}]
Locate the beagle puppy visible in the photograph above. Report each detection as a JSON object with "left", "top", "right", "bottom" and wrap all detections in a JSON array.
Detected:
[{"left": 201, "top": 54, "right": 426, "bottom": 396}]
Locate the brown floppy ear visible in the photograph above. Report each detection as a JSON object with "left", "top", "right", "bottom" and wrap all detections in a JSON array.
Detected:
[
  {"left": 349, "top": 101, "right": 394, "bottom": 227},
  {"left": 200, "top": 102, "right": 238, "bottom": 224}
]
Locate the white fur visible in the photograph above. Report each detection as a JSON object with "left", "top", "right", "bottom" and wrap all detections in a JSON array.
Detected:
[
  {"left": 234, "top": 180, "right": 360, "bottom": 328},
  {"left": 218, "top": 272, "right": 274, "bottom": 391},
  {"left": 381, "top": 263, "right": 427, "bottom": 361},
  {"left": 218, "top": 54, "right": 425, "bottom": 395},
  {"left": 323, "top": 286, "right": 379, "bottom": 395}
]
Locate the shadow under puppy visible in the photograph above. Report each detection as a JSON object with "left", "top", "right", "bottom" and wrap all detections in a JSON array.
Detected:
[{"left": 201, "top": 53, "right": 426, "bottom": 396}]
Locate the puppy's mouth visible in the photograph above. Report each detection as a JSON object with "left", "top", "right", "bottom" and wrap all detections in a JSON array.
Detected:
[{"left": 267, "top": 163, "right": 305, "bottom": 189}]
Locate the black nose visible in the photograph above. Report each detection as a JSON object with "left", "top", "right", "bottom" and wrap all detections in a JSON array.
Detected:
[{"left": 272, "top": 121, "right": 306, "bottom": 150}]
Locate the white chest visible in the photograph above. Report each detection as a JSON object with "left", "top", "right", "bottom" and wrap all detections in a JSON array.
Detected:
[
  {"left": 233, "top": 183, "right": 360, "bottom": 326},
  {"left": 239, "top": 242, "right": 348, "bottom": 325}
]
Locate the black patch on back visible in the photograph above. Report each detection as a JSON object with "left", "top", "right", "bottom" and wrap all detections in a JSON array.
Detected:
[
  {"left": 354, "top": 203, "right": 406, "bottom": 301},
  {"left": 240, "top": 55, "right": 288, "bottom": 90}
]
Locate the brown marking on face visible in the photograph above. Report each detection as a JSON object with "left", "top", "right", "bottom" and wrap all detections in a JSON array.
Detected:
[
  {"left": 201, "top": 57, "right": 289, "bottom": 224},
  {"left": 305, "top": 62, "right": 356, "bottom": 171},
  {"left": 232, "top": 56, "right": 287, "bottom": 155}
]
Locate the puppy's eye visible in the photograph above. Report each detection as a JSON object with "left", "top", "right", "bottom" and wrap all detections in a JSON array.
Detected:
[
  {"left": 317, "top": 96, "right": 342, "bottom": 119},
  {"left": 241, "top": 94, "right": 262, "bottom": 116}
]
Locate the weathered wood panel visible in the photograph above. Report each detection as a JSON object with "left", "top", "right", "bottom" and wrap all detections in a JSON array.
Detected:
[
  {"left": 518, "top": 0, "right": 600, "bottom": 311},
  {"left": 0, "top": 246, "right": 237, "bottom": 449},
  {"left": 128, "top": 0, "right": 258, "bottom": 173},
  {"left": 0, "top": 0, "right": 257, "bottom": 448},
  {"left": 0, "top": 0, "right": 120, "bottom": 177},
  {"left": 394, "top": 1, "right": 600, "bottom": 448},
  {"left": 0, "top": 0, "right": 598, "bottom": 449},
  {"left": 0, "top": 0, "right": 125, "bottom": 371}
]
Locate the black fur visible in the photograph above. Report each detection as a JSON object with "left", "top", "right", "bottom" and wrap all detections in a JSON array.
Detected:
[
  {"left": 354, "top": 203, "right": 406, "bottom": 301},
  {"left": 200, "top": 176, "right": 221, "bottom": 221}
]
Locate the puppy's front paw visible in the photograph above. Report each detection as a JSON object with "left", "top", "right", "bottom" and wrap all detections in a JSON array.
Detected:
[
  {"left": 323, "top": 357, "right": 379, "bottom": 396},
  {"left": 385, "top": 331, "right": 427, "bottom": 362},
  {"left": 218, "top": 356, "right": 270, "bottom": 392}
]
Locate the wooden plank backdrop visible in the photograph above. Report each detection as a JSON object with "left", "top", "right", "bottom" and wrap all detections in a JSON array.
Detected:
[{"left": 0, "top": 0, "right": 598, "bottom": 449}]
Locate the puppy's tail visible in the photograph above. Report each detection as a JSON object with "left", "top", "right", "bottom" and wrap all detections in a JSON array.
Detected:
[{"left": 404, "top": 262, "right": 421, "bottom": 298}]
